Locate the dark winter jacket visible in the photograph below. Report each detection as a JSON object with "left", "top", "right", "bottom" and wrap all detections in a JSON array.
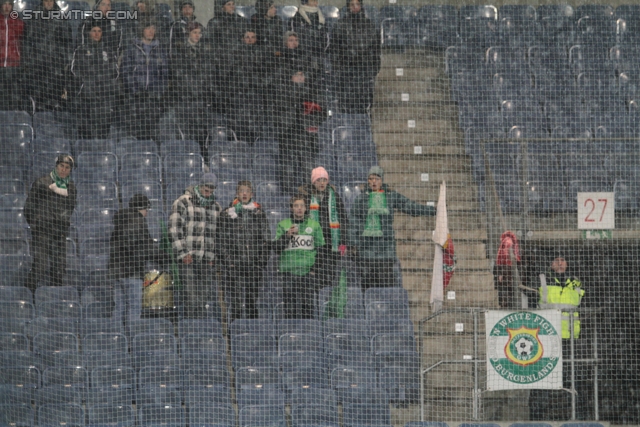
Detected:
[
  {"left": 1, "top": 14, "right": 24, "bottom": 68},
  {"left": 170, "top": 40, "right": 215, "bottom": 104},
  {"left": 205, "top": 11, "right": 246, "bottom": 49},
  {"left": 289, "top": 8, "right": 327, "bottom": 57},
  {"left": 329, "top": 9, "right": 380, "bottom": 75},
  {"left": 218, "top": 200, "right": 271, "bottom": 268},
  {"left": 70, "top": 40, "right": 119, "bottom": 104},
  {"left": 274, "top": 64, "right": 311, "bottom": 131},
  {"left": 168, "top": 16, "right": 198, "bottom": 54},
  {"left": 80, "top": 17, "right": 125, "bottom": 57},
  {"left": 251, "top": 14, "right": 283, "bottom": 53},
  {"left": 298, "top": 183, "right": 349, "bottom": 249},
  {"left": 24, "top": 173, "right": 77, "bottom": 237},
  {"left": 23, "top": 2, "right": 72, "bottom": 74},
  {"left": 108, "top": 207, "right": 163, "bottom": 279},
  {"left": 122, "top": 38, "right": 169, "bottom": 95},
  {"left": 348, "top": 183, "right": 435, "bottom": 260}
]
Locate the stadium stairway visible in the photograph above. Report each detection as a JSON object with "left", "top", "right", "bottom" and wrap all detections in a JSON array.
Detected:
[{"left": 372, "top": 48, "right": 530, "bottom": 423}]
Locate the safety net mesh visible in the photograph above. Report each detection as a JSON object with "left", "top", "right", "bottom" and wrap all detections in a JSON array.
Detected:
[{"left": 0, "top": 0, "right": 638, "bottom": 426}]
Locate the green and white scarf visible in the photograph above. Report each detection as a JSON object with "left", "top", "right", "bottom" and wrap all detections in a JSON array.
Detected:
[
  {"left": 362, "top": 190, "right": 389, "bottom": 237},
  {"left": 310, "top": 188, "right": 341, "bottom": 252},
  {"left": 193, "top": 186, "right": 215, "bottom": 207},
  {"left": 49, "top": 169, "right": 70, "bottom": 197}
]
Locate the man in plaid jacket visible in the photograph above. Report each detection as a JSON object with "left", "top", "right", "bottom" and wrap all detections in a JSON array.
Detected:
[{"left": 169, "top": 173, "right": 221, "bottom": 318}]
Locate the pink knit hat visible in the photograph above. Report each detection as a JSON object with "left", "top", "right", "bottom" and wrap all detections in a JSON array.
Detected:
[{"left": 311, "top": 167, "right": 329, "bottom": 184}]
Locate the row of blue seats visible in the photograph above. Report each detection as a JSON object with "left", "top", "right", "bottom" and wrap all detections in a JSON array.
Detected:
[
  {"left": 0, "top": 363, "right": 414, "bottom": 402},
  {"left": 1, "top": 286, "right": 408, "bottom": 311},
  {"left": 0, "top": 397, "right": 391, "bottom": 427}
]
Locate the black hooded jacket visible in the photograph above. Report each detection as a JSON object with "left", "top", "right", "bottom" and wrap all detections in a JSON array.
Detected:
[{"left": 329, "top": 8, "right": 380, "bottom": 74}]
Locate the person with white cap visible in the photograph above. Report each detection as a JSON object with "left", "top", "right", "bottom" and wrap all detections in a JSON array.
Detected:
[
  {"left": 169, "top": 173, "right": 222, "bottom": 318},
  {"left": 24, "top": 155, "right": 77, "bottom": 291},
  {"left": 349, "top": 166, "right": 436, "bottom": 289},
  {"left": 298, "top": 166, "right": 348, "bottom": 289}
]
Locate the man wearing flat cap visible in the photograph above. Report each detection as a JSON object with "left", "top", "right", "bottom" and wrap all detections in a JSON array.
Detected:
[{"left": 169, "top": 173, "right": 221, "bottom": 318}]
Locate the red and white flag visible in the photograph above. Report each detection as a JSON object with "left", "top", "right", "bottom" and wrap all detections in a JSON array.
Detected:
[{"left": 431, "top": 181, "right": 455, "bottom": 312}]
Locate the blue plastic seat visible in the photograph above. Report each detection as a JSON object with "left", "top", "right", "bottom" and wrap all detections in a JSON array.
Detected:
[
  {"left": 215, "top": 181, "right": 238, "bottom": 209},
  {"left": 33, "top": 331, "right": 80, "bottom": 366},
  {"left": 163, "top": 153, "right": 204, "bottom": 184},
  {"left": 0, "top": 403, "right": 34, "bottom": 427},
  {"left": 115, "top": 139, "right": 158, "bottom": 159},
  {"left": 252, "top": 138, "right": 278, "bottom": 157},
  {"left": 209, "top": 153, "right": 252, "bottom": 182},
  {"left": 459, "top": 5, "right": 499, "bottom": 49},
  {"left": 28, "top": 152, "right": 68, "bottom": 183},
  {"left": 131, "top": 333, "right": 178, "bottom": 371},
  {"left": 128, "top": 318, "right": 174, "bottom": 337},
  {"left": 317, "top": 286, "right": 364, "bottom": 321},
  {"left": 230, "top": 319, "right": 275, "bottom": 337},
  {"left": 137, "top": 365, "right": 182, "bottom": 406},
  {"left": 323, "top": 318, "right": 369, "bottom": 337},
  {"left": 42, "top": 366, "right": 88, "bottom": 394},
  {"left": 368, "top": 319, "right": 414, "bottom": 335},
  {"left": 166, "top": 181, "right": 197, "bottom": 208},
  {"left": 238, "top": 404, "right": 285, "bottom": 427},
  {"left": 335, "top": 153, "right": 377, "bottom": 186},
  {"left": 183, "top": 366, "right": 230, "bottom": 406},
  {"left": 138, "top": 404, "right": 185, "bottom": 427},
  {"left": 0, "top": 179, "right": 25, "bottom": 197},
  {"left": 37, "top": 301, "right": 81, "bottom": 319},
  {"left": 278, "top": 333, "right": 324, "bottom": 355},
  {"left": 76, "top": 182, "right": 119, "bottom": 213},
  {"left": 252, "top": 154, "right": 279, "bottom": 182},
  {"left": 0, "top": 366, "right": 40, "bottom": 404},
  {"left": 33, "top": 111, "right": 76, "bottom": 140},
  {"left": 76, "top": 152, "right": 118, "bottom": 183},
  {"left": 416, "top": 5, "right": 458, "bottom": 48},
  {"left": 83, "top": 334, "right": 130, "bottom": 368},
  {"left": 237, "top": 388, "right": 285, "bottom": 410},
  {"left": 291, "top": 403, "right": 337, "bottom": 427},
  {"left": 178, "top": 319, "right": 223, "bottom": 336},
  {"left": 231, "top": 334, "right": 278, "bottom": 370},
  {"left": 365, "top": 301, "right": 410, "bottom": 321},
  {"left": 0, "top": 124, "right": 32, "bottom": 152},
  {"left": 282, "top": 367, "right": 329, "bottom": 399},
  {"left": 87, "top": 367, "right": 135, "bottom": 406},
  {"left": 74, "top": 139, "right": 117, "bottom": 156},
  {"left": 255, "top": 181, "right": 288, "bottom": 211},
  {"left": 235, "top": 366, "right": 281, "bottom": 392},
  {"left": 187, "top": 404, "right": 235, "bottom": 427},
  {"left": 88, "top": 404, "right": 135, "bottom": 427},
  {"left": 0, "top": 238, "right": 29, "bottom": 256},
  {"left": 536, "top": 4, "right": 575, "bottom": 46},
  {"left": 35, "top": 286, "right": 79, "bottom": 305},
  {"left": 0, "top": 286, "right": 32, "bottom": 303},
  {"left": 37, "top": 403, "right": 85, "bottom": 427},
  {"left": 120, "top": 181, "right": 163, "bottom": 211},
  {"left": 180, "top": 333, "right": 227, "bottom": 368},
  {"left": 379, "top": 5, "right": 418, "bottom": 46},
  {"left": 330, "top": 367, "right": 376, "bottom": 402},
  {"left": 0, "top": 332, "right": 29, "bottom": 352},
  {"left": 343, "top": 400, "right": 391, "bottom": 427},
  {"left": 160, "top": 140, "right": 201, "bottom": 158},
  {"left": 120, "top": 153, "right": 162, "bottom": 183},
  {"left": 276, "top": 319, "right": 322, "bottom": 336},
  {"left": 0, "top": 300, "right": 35, "bottom": 321},
  {"left": 235, "top": 4, "right": 256, "bottom": 19}
]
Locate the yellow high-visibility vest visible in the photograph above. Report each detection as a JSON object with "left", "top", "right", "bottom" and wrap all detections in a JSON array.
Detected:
[{"left": 539, "top": 274, "right": 585, "bottom": 339}]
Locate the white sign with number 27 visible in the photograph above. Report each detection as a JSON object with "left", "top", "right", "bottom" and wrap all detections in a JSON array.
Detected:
[{"left": 577, "top": 192, "right": 615, "bottom": 230}]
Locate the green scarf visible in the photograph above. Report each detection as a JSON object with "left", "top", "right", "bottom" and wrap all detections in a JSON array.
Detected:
[
  {"left": 50, "top": 169, "right": 69, "bottom": 189},
  {"left": 193, "top": 186, "right": 215, "bottom": 206},
  {"left": 362, "top": 190, "right": 389, "bottom": 237},
  {"left": 310, "top": 188, "right": 341, "bottom": 252}
]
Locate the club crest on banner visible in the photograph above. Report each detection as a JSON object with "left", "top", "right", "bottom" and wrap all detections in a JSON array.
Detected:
[{"left": 486, "top": 310, "right": 562, "bottom": 390}]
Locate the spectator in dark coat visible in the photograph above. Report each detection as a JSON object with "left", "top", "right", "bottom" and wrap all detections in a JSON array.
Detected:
[
  {"left": 218, "top": 181, "right": 270, "bottom": 322},
  {"left": 298, "top": 166, "right": 349, "bottom": 289},
  {"left": 168, "top": 0, "right": 200, "bottom": 54},
  {"left": 170, "top": 21, "right": 214, "bottom": 155},
  {"left": 122, "top": 18, "right": 169, "bottom": 140},
  {"left": 251, "top": 0, "right": 282, "bottom": 55},
  {"left": 0, "top": 0, "right": 25, "bottom": 110},
  {"left": 273, "top": 57, "right": 318, "bottom": 194},
  {"left": 23, "top": 0, "right": 73, "bottom": 111},
  {"left": 329, "top": 0, "right": 380, "bottom": 113},
  {"left": 24, "top": 155, "right": 77, "bottom": 291},
  {"left": 80, "top": 0, "right": 126, "bottom": 57},
  {"left": 109, "top": 193, "right": 163, "bottom": 279},
  {"left": 70, "top": 23, "right": 120, "bottom": 139},
  {"left": 289, "top": 0, "right": 327, "bottom": 85},
  {"left": 132, "top": 0, "right": 172, "bottom": 47},
  {"left": 229, "top": 29, "right": 269, "bottom": 143},
  {"left": 206, "top": 0, "right": 246, "bottom": 47}
]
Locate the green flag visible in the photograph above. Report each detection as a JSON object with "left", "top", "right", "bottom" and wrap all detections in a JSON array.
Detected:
[
  {"left": 160, "top": 219, "right": 182, "bottom": 290},
  {"left": 323, "top": 269, "right": 348, "bottom": 320}
]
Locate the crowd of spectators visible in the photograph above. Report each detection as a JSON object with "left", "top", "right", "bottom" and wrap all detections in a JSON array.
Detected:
[{"left": 0, "top": 0, "right": 381, "bottom": 153}]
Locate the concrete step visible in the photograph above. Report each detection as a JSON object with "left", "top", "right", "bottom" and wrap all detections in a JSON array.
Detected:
[
  {"left": 401, "top": 257, "right": 491, "bottom": 271},
  {"left": 381, "top": 53, "right": 445, "bottom": 70},
  {"left": 373, "top": 132, "right": 464, "bottom": 147},
  {"left": 376, "top": 80, "right": 447, "bottom": 93},
  {"left": 372, "top": 104, "right": 458, "bottom": 120},
  {"left": 379, "top": 157, "right": 471, "bottom": 174},
  {"left": 392, "top": 187, "right": 478, "bottom": 206},
  {"left": 376, "top": 144, "right": 466, "bottom": 157},
  {"left": 421, "top": 336, "right": 487, "bottom": 359},
  {"left": 393, "top": 212, "right": 486, "bottom": 231},
  {"left": 384, "top": 172, "right": 474, "bottom": 186},
  {"left": 403, "top": 271, "right": 494, "bottom": 293},
  {"left": 395, "top": 227, "right": 488, "bottom": 242},
  {"left": 377, "top": 67, "right": 442, "bottom": 80},
  {"left": 373, "top": 119, "right": 456, "bottom": 134},
  {"left": 375, "top": 90, "right": 450, "bottom": 103},
  {"left": 398, "top": 242, "right": 487, "bottom": 260},
  {"left": 421, "top": 400, "right": 475, "bottom": 420}
]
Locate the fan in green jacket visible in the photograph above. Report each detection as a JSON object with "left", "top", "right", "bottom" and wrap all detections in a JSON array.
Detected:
[
  {"left": 348, "top": 166, "right": 436, "bottom": 289},
  {"left": 274, "top": 195, "right": 325, "bottom": 318}
]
